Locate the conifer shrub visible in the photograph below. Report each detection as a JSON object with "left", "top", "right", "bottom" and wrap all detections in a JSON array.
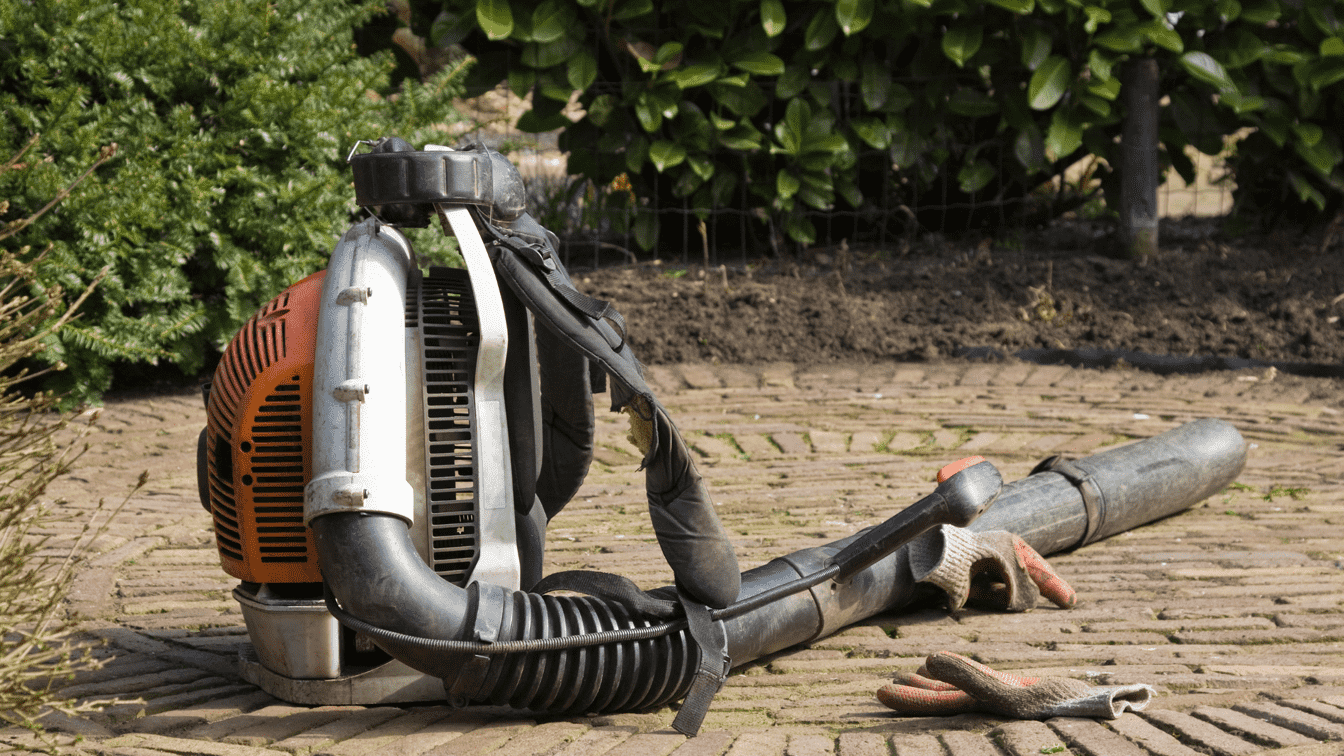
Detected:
[{"left": 0, "top": 0, "right": 469, "bottom": 403}]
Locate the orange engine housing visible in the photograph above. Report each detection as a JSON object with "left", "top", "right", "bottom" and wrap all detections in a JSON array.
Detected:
[{"left": 204, "top": 271, "right": 324, "bottom": 584}]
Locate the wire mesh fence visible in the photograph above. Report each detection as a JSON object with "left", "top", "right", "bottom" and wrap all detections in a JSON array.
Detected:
[{"left": 452, "top": 85, "right": 1236, "bottom": 271}]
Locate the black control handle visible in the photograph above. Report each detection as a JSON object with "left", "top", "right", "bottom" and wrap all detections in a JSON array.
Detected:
[{"left": 830, "top": 457, "right": 1003, "bottom": 583}]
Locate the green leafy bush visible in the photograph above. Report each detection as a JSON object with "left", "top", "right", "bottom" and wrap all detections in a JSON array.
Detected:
[
  {"left": 1, "top": 0, "right": 468, "bottom": 403},
  {"left": 427, "top": 0, "right": 1344, "bottom": 249}
]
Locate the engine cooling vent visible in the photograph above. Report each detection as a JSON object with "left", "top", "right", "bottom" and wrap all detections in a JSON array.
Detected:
[
  {"left": 409, "top": 267, "right": 481, "bottom": 585},
  {"left": 206, "top": 272, "right": 322, "bottom": 584},
  {"left": 248, "top": 380, "right": 307, "bottom": 563}
]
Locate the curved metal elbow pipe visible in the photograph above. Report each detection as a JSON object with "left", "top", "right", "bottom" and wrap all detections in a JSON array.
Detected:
[{"left": 312, "top": 514, "right": 472, "bottom": 669}]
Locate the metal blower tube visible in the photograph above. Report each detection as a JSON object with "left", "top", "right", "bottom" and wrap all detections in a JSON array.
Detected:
[
  {"left": 969, "top": 417, "right": 1249, "bottom": 554},
  {"left": 721, "top": 417, "right": 1247, "bottom": 664},
  {"left": 313, "top": 418, "right": 1245, "bottom": 714}
]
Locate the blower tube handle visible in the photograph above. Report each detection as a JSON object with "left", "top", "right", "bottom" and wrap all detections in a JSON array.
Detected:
[{"left": 830, "top": 457, "right": 1003, "bottom": 583}]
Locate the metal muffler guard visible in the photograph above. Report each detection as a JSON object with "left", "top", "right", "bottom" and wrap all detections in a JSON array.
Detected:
[{"left": 303, "top": 220, "right": 416, "bottom": 526}]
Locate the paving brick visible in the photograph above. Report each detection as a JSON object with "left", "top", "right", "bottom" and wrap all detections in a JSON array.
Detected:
[
  {"left": 850, "top": 431, "right": 883, "bottom": 453},
  {"left": 691, "top": 433, "right": 745, "bottom": 463},
  {"left": 603, "top": 731, "right": 689, "bottom": 756},
  {"left": 551, "top": 726, "right": 638, "bottom": 756},
  {"left": 357, "top": 713, "right": 496, "bottom": 756},
  {"left": 772, "top": 432, "right": 812, "bottom": 455},
  {"left": 929, "top": 429, "right": 965, "bottom": 449},
  {"left": 60, "top": 668, "right": 214, "bottom": 698},
  {"left": 268, "top": 708, "right": 409, "bottom": 754},
  {"left": 88, "top": 626, "right": 241, "bottom": 682},
  {"left": 1192, "top": 705, "right": 1320, "bottom": 748},
  {"left": 956, "top": 432, "right": 1002, "bottom": 452},
  {"left": 1046, "top": 717, "right": 1147, "bottom": 756},
  {"left": 835, "top": 732, "right": 887, "bottom": 756},
  {"left": 221, "top": 707, "right": 367, "bottom": 747},
  {"left": 105, "top": 733, "right": 288, "bottom": 756},
  {"left": 938, "top": 730, "right": 1000, "bottom": 756},
  {"left": 309, "top": 709, "right": 459, "bottom": 756},
  {"left": 92, "top": 679, "right": 247, "bottom": 723},
  {"left": 786, "top": 732, "right": 835, "bottom": 756},
  {"left": 487, "top": 721, "right": 591, "bottom": 756},
  {"left": 888, "top": 733, "right": 943, "bottom": 756},
  {"left": 136, "top": 684, "right": 260, "bottom": 720},
  {"left": 183, "top": 705, "right": 329, "bottom": 741},
  {"left": 659, "top": 730, "right": 731, "bottom": 756},
  {"left": 1173, "top": 628, "right": 1335, "bottom": 644},
  {"left": 680, "top": 365, "right": 723, "bottom": 389},
  {"left": 992, "top": 720, "right": 1073, "bottom": 756},
  {"left": 52, "top": 655, "right": 179, "bottom": 691},
  {"left": 1233, "top": 701, "right": 1344, "bottom": 741},
  {"left": 419, "top": 720, "right": 536, "bottom": 756},
  {"left": 1141, "top": 709, "right": 1263, "bottom": 756},
  {"left": 1106, "top": 714, "right": 1204, "bottom": 756},
  {"left": 35, "top": 708, "right": 119, "bottom": 739},
  {"left": 104, "top": 745, "right": 186, "bottom": 756},
  {"left": 720, "top": 730, "right": 785, "bottom": 755},
  {"left": 1279, "top": 699, "right": 1344, "bottom": 726}
]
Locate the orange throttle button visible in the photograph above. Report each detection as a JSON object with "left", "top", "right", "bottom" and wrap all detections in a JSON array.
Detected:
[{"left": 937, "top": 456, "right": 987, "bottom": 484}]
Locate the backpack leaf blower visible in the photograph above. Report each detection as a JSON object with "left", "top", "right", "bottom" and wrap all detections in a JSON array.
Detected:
[{"left": 196, "top": 138, "right": 1247, "bottom": 733}]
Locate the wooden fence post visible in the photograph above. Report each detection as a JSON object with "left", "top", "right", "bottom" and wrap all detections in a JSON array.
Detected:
[{"left": 1120, "top": 57, "right": 1160, "bottom": 258}]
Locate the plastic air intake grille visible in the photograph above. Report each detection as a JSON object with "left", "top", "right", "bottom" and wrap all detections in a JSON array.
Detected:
[
  {"left": 410, "top": 267, "right": 480, "bottom": 586},
  {"left": 249, "top": 380, "right": 307, "bottom": 563},
  {"left": 205, "top": 271, "right": 323, "bottom": 584}
]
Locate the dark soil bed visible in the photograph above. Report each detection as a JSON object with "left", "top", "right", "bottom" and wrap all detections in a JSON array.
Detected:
[{"left": 575, "top": 222, "right": 1344, "bottom": 374}]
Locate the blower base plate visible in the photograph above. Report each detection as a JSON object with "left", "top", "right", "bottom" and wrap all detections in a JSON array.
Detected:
[{"left": 238, "top": 645, "right": 444, "bottom": 706}]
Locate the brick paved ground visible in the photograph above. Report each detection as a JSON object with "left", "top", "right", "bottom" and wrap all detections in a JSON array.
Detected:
[{"left": 7, "top": 360, "right": 1344, "bottom": 756}]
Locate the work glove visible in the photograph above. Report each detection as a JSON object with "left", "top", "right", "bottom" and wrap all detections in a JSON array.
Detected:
[
  {"left": 877, "top": 651, "right": 1155, "bottom": 719},
  {"left": 907, "top": 525, "right": 1076, "bottom": 612}
]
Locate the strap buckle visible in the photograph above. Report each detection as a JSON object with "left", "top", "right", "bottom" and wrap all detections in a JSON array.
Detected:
[
  {"left": 500, "top": 233, "right": 556, "bottom": 272},
  {"left": 672, "top": 591, "right": 731, "bottom": 737}
]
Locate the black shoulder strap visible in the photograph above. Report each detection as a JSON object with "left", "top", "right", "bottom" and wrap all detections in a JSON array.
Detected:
[{"left": 483, "top": 213, "right": 740, "bottom": 611}]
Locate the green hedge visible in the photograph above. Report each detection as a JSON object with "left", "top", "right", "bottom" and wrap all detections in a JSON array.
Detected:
[
  {"left": 429, "top": 0, "right": 1344, "bottom": 247},
  {"left": 0, "top": 0, "right": 467, "bottom": 403}
]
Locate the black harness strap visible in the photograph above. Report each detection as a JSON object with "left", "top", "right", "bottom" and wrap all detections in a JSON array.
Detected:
[
  {"left": 673, "top": 590, "right": 731, "bottom": 737},
  {"left": 1032, "top": 454, "right": 1107, "bottom": 548},
  {"left": 485, "top": 219, "right": 741, "bottom": 611},
  {"left": 485, "top": 218, "right": 627, "bottom": 351}
]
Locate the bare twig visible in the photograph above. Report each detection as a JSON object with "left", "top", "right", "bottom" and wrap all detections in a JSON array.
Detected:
[
  {"left": 595, "top": 241, "right": 637, "bottom": 264},
  {"left": 1, "top": 134, "right": 41, "bottom": 175},
  {"left": 699, "top": 219, "right": 709, "bottom": 269},
  {"left": 0, "top": 143, "right": 118, "bottom": 243},
  {"left": 1320, "top": 209, "right": 1344, "bottom": 255}
]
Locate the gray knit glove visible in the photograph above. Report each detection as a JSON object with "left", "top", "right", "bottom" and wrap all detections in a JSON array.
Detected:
[
  {"left": 907, "top": 525, "right": 1077, "bottom": 612},
  {"left": 878, "top": 651, "right": 1154, "bottom": 719}
]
